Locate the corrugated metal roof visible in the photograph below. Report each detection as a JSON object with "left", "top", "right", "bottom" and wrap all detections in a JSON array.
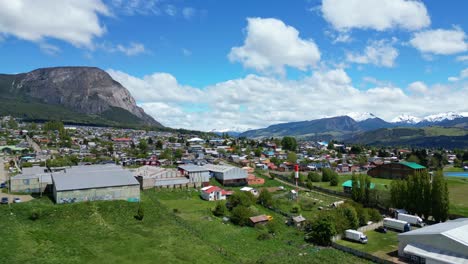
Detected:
[
  {"left": 404, "top": 244, "right": 468, "bottom": 263},
  {"left": 400, "top": 161, "right": 426, "bottom": 169},
  {"left": 52, "top": 166, "right": 139, "bottom": 191},
  {"left": 399, "top": 218, "right": 468, "bottom": 247},
  {"left": 178, "top": 165, "right": 209, "bottom": 173}
]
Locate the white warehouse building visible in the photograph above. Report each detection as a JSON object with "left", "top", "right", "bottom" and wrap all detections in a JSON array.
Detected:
[{"left": 398, "top": 218, "right": 468, "bottom": 264}]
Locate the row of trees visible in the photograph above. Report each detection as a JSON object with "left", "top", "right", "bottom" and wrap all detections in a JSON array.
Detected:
[{"left": 390, "top": 171, "right": 449, "bottom": 222}]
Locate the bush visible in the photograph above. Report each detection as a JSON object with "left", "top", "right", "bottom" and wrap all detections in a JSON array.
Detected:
[
  {"left": 227, "top": 191, "right": 255, "bottom": 210},
  {"left": 300, "top": 200, "right": 315, "bottom": 211},
  {"left": 213, "top": 202, "right": 227, "bottom": 217},
  {"left": 173, "top": 208, "right": 180, "bottom": 214},
  {"left": 30, "top": 209, "right": 40, "bottom": 221},
  {"left": 22, "top": 162, "right": 33, "bottom": 168},
  {"left": 230, "top": 206, "right": 252, "bottom": 226},
  {"left": 356, "top": 207, "right": 369, "bottom": 226},
  {"left": 330, "top": 173, "right": 339, "bottom": 186},
  {"left": 257, "top": 189, "right": 273, "bottom": 207},
  {"left": 367, "top": 208, "right": 383, "bottom": 222},
  {"left": 291, "top": 205, "right": 301, "bottom": 214},
  {"left": 305, "top": 215, "right": 336, "bottom": 246},
  {"left": 308, "top": 172, "right": 322, "bottom": 182},
  {"left": 321, "top": 168, "right": 333, "bottom": 182},
  {"left": 257, "top": 232, "right": 273, "bottom": 241},
  {"left": 266, "top": 220, "right": 280, "bottom": 235},
  {"left": 134, "top": 206, "right": 144, "bottom": 221}
]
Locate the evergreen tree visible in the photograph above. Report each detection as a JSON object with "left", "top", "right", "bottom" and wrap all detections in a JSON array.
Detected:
[
  {"left": 351, "top": 173, "right": 360, "bottom": 202},
  {"left": 432, "top": 171, "right": 450, "bottom": 222}
]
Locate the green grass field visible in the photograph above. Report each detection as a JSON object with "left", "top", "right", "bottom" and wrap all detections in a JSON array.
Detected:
[
  {"left": 445, "top": 176, "right": 468, "bottom": 216},
  {"left": 312, "top": 174, "right": 393, "bottom": 192},
  {"left": 336, "top": 230, "right": 400, "bottom": 261},
  {"left": 0, "top": 190, "right": 370, "bottom": 264}
]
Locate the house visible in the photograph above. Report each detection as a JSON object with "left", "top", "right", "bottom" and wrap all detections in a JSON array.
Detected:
[
  {"left": 240, "top": 186, "right": 259, "bottom": 196},
  {"left": 290, "top": 215, "right": 307, "bottom": 228},
  {"left": 367, "top": 161, "right": 427, "bottom": 179},
  {"left": 398, "top": 218, "right": 468, "bottom": 263},
  {"left": 200, "top": 185, "right": 228, "bottom": 201},
  {"left": 52, "top": 165, "right": 140, "bottom": 204},
  {"left": 249, "top": 215, "right": 271, "bottom": 226},
  {"left": 342, "top": 180, "right": 375, "bottom": 193}
]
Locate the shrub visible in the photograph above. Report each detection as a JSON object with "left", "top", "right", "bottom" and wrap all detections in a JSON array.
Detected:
[
  {"left": 308, "top": 172, "right": 322, "bottom": 182},
  {"left": 330, "top": 173, "right": 339, "bottom": 186},
  {"left": 356, "top": 207, "right": 369, "bottom": 226},
  {"left": 305, "top": 215, "right": 336, "bottom": 246},
  {"left": 266, "top": 220, "right": 280, "bottom": 235},
  {"left": 291, "top": 205, "right": 301, "bottom": 214},
  {"left": 30, "top": 209, "right": 40, "bottom": 221},
  {"left": 257, "top": 232, "right": 273, "bottom": 241},
  {"left": 321, "top": 168, "right": 333, "bottom": 182},
  {"left": 22, "top": 162, "right": 33, "bottom": 168},
  {"left": 230, "top": 206, "right": 252, "bottom": 226},
  {"left": 213, "top": 202, "right": 227, "bottom": 217},
  {"left": 173, "top": 208, "right": 180, "bottom": 214},
  {"left": 367, "top": 208, "right": 383, "bottom": 222},
  {"left": 227, "top": 191, "right": 255, "bottom": 210},
  {"left": 257, "top": 189, "right": 273, "bottom": 207}
]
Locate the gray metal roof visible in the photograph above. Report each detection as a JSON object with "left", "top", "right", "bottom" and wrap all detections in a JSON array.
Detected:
[
  {"left": 399, "top": 218, "right": 468, "bottom": 247},
  {"left": 178, "top": 164, "right": 209, "bottom": 173},
  {"left": 404, "top": 244, "right": 468, "bottom": 264},
  {"left": 52, "top": 166, "right": 139, "bottom": 191}
]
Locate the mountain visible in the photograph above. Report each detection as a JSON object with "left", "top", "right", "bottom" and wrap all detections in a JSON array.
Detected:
[
  {"left": 346, "top": 112, "right": 376, "bottom": 121},
  {"left": 391, "top": 114, "right": 421, "bottom": 125},
  {"left": 240, "top": 116, "right": 361, "bottom": 139},
  {"left": 356, "top": 117, "right": 394, "bottom": 131},
  {"left": 346, "top": 127, "right": 468, "bottom": 149},
  {"left": 422, "top": 112, "right": 468, "bottom": 123},
  {"left": 0, "top": 67, "right": 162, "bottom": 127}
]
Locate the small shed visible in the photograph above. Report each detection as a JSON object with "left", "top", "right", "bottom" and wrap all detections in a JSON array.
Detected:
[
  {"left": 291, "top": 215, "right": 307, "bottom": 227},
  {"left": 249, "top": 215, "right": 271, "bottom": 226},
  {"left": 342, "top": 180, "right": 375, "bottom": 193}
]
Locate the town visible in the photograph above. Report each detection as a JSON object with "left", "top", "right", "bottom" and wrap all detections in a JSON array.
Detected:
[{"left": 1, "top": 116, "right": 467, "bottom": 264}]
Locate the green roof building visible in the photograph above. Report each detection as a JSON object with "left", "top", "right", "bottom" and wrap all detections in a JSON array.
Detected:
[
  {"left": 342, "top": 180, "right": 375, "bottom": 193},
  {"left": 367, "top": 161, "right": 427, "bottom": 179}
]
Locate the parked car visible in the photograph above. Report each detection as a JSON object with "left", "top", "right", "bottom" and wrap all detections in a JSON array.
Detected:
[
  {"left": 376, "top": 226, "right": 387, "bottom": 233},
  {"left": 0, "top": 182, "right": 6, "bottom": 188},
  {"left": 1, "top": 197, "right": 9, "bottom": 204},
  {"left": 13, "top": 197, "right": 22, "bottom": 203}
]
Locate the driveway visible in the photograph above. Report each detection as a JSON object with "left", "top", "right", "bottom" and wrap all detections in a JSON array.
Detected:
[{"left": 0, "top": 157, "right": 34, "bottom": 204}]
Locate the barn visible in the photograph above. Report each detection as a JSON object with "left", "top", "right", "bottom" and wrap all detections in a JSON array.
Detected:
[
  {"left": 204, "top": 164, "right": 247, "bottom": 186},
  {"left": 398, "top": 218, "right": 468, "bottom": 263},
  {"left": 367, "top": 161, "right": 427, "bottom": 179},
  {"left": 52, "top": 165, "right": 140, "bottom": 204}
]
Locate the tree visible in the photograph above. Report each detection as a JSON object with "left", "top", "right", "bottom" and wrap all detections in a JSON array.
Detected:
[
  {"left": 254, "top": 147, "right": 263, "bottom": 157},
  {"left": 257, "top": 189, "right": 273, "bottom": 207},
  {"left": 308, "top": 171, "right": 322, "bottom": 182},
  {"left": 230, "top": 206, "right": 252, "bottom": 226},
  {"left": 286, "top": 152, "right": 297, "bottom": 163},
  {"left": 342, "top": 206, "right": 359, "bottom": 230},
  {"left": 406, "top": 154, "right": 420, "bottom": 164},
  {"left": 147, "top": 137, "right": 154, "bottom": 145},
  {"left": 138, "top": 139, "right": 148, "bottom": 153},
  {"left": 227, "top": 191, "right": 255, "bottom": 209},
  {"left": 351, "top": 173, "right": 360, "bottom": 202},
  {"left": 432, "top": 171, "right": 450, "bottom": 222},
  {"left": 322, "top": 168, "right": 333, "bottom": 182},
  {"left": 174, "top": 149, "right": 183, "bottom": 160},
  {"left": 213, "top": 202, "right": 227, "bottom": 216},
  {"left": 330, "top": 172, "right": 339, "bottom": 186},
  {"left": 281, "top": 137, "right": 297, "bottom": 151},
  {"left": 155, "top": 140, "right": 163, "bottom": 150},
  {"left": 305, "top": 215, "right": 336, "bottom": 246}
]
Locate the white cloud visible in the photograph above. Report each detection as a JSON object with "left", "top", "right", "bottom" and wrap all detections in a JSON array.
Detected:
[
  {"left": 113, "top": 42, "right": 146, "bottom": 56},
  {"left": 165, "top": 5, "right": 177, "bottom": 16},
  {"left": 39, "top": 43, "right": 61, "bottom": 55},
  {"left": 111, "top": 0, "right": 160, "bottom": 15},
  {"left": 0, "top": 0, "right": 109, "bottom": 48},
  {"left": 109, "top": 68, "right": 468, "bottom": 131},
  {"left": 448, "top": 68, "right": 468, "bottom": 82},
  {"left": 456, "top": 55, "right": 468, "bottom": 62},
  {"left": 182, "top": 7, "right": 196, "bottom": 19},
  {"left": 228, "top": 17, "right": 321, "bottom": 75},
  {"left": 321, "top": 0, "right": 430, "bottom": 31},
  {"left": 408, "top": 81, "right": 428, "bottom": 94},
  {"left": 346, "top": 39, "right": 399, "bottom": 67},
  {"left": 410, "top": 28, "right": 468, "bottom": 55}
]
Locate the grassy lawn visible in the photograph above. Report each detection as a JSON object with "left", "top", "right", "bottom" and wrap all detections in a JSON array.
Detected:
[
  {"left": 444, "top": 167, "right": 465, "bottom": 172},
  {"left": 312, "top": 175, "right": 392, "bottom": 192},
  {"left": 446, "top": 176, "right": 468, "bottom": 216},
  {"left": 0, "top": 190, "right": 370, "bottom": 264},
  {"left": 336, "top": 230, "right": 400, "bottom": 261}
]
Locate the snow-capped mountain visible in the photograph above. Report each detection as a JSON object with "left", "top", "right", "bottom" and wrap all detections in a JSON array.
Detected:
[
  {"left": 422, "top": 112, "right": 468, "bottom": 123},
  {"left": 346, "top": 112, "right": 377, "bottom": 122},
  {"left": 391, "top": 114, "right": 422, "bottom": 124}
]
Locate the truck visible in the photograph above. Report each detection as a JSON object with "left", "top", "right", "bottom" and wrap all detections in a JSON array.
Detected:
[
  {"left": 344, "top": 229, "right": 368, "bottom": 244},
  {"left": 397, "top": 213, "right": 425, "bottom": 227},
  {"left": 383, "top": 218, "right": 411, "bottom": 232}
]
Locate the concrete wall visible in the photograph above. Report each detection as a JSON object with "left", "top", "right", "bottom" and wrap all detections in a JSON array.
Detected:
[
  {"left": 10, "top": 177, "right": 50, "bottom": 193},
  {"left": 54, "top": 185, "right": 140, "bottom": 204}
]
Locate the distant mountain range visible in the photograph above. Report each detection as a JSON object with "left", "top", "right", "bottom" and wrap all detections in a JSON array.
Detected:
[
  {"left": 0, "top": 67, "right": 162, "bottom": 127},
  {"left": 240, "top": 112, "right": 468, "bottom": 148}
]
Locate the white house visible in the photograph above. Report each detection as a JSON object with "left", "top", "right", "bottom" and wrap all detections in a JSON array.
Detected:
[{"left": 200, "top": 186, "right": 227, "bottom": 201}]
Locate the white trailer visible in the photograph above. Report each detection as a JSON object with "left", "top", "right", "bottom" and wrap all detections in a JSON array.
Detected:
[
  {"left": 383, "top": 218, "right": 411, "bottom": 232},
  {"left": 397, "top": 213, "right": 425, "bottom": 227},
  {"left": 344, "top": 229, "right": 368, "bottom": 244}
]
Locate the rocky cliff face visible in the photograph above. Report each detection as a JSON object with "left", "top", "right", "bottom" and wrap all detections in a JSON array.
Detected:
[{"left": 10, "top": 67, "right": 160, "bottom": 126}]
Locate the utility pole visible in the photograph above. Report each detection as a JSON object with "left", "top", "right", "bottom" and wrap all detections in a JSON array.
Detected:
[{"left": 294, "top": 164, "right": 299, "bottom": 202}]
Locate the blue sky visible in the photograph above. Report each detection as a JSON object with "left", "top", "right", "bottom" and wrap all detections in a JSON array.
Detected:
[{"left": 0, "top": 0, "right": 467, "bottom": 131}]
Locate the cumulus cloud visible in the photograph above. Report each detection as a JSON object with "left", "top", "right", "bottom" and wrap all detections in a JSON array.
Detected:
[
  {"left": 0, "top": 0, "right": 109, "bottom": 48},
  {"left": 321, "top": 0, "right": 430, "bottom": 31},
  {"left": 346, "top": 39, "right": 399, "bottom": 67},
  {"left": 410, "top": 28, "right": 468, "bottom": 55},
  {"left": 110, "top": 0, "right": 160, "bottom": 15},
  {"left": 448, "top": 68, "right": 468, "bottom": 82},
  {"left": 228, "top": 17, "right": 321, "bottom": 75},
  {"left": 408, "top": 81, "right": 428, "bottom": 94},
  {"left": 109, "top": 69, "right": 468, "bottom": 131},
  {"left": 456, "top": 55, "right": 468, "bottom": 62},
  {"left": 113, "top": 42, "right": 146, "bottom": 56}
]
